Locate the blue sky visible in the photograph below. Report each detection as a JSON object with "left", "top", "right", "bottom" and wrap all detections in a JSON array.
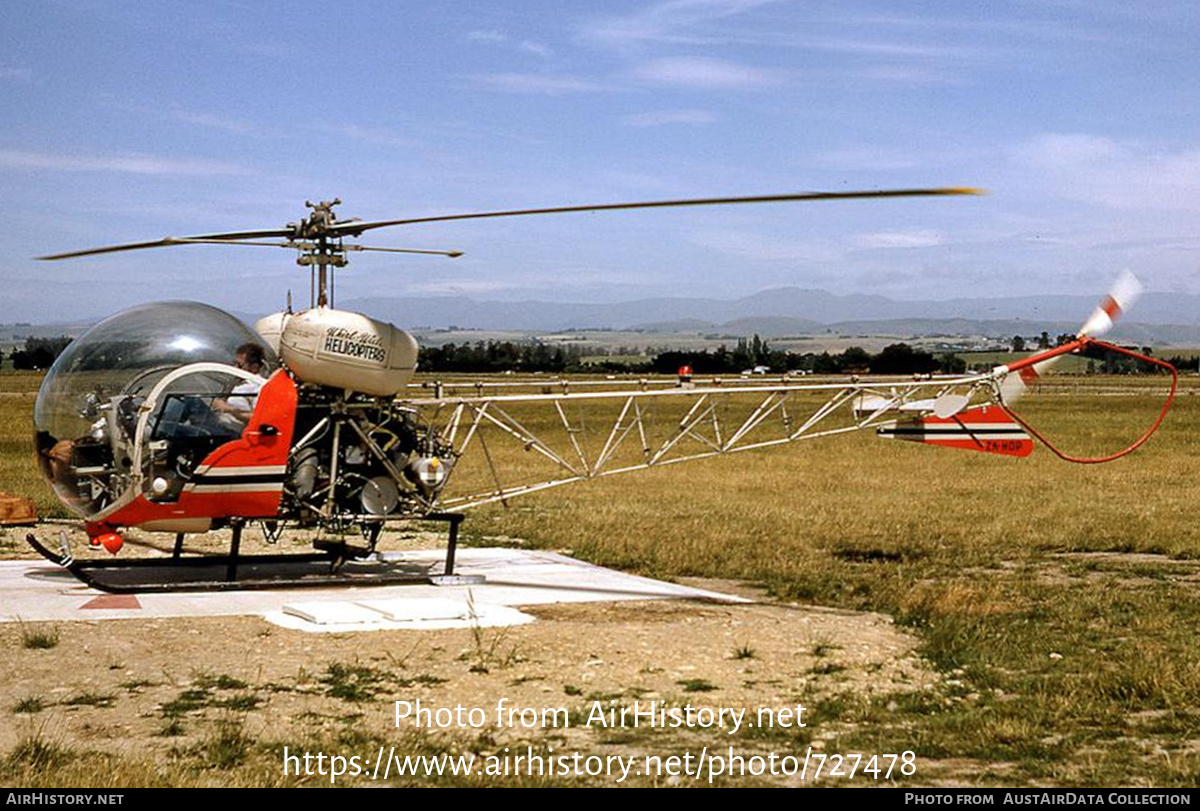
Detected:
[{"left": 3, "top": 1, "right": 1199, "bottom": 323}]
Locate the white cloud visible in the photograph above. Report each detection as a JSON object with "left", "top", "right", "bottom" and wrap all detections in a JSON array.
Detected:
[
  {"left": 799, "top": 37, "right": 977, "bottom": 59},
  {"left": 469, "top": 73, "right": 611, "bottom": 95},
  {"left": 855, "top": 65, "right": 964, "bottom": 84},
  {"left": 580, "top": 0, "right": 782, "bottom": 47},
  {"left": 0, "top": 149, "right": 252, "bottom": 176},
  {"left": 856, "top": 230, "right": 945, "bottom": 249},
  {"left": 314, "top": 122, "right": 419, "bottom": 148},
  {"left": 1012, "top": 133, "right": 1119, "bottom": 166},
  {"left": 622, "top": 108, "right": 716, "bottom": 127},
  {"left": 631, "top": 56, "right": 778, "bottom": 88},
  {"left": 1010, "top": 133, "right": 1200, "bottom": 211},
  {"left": 519, "top": 40, "right": 553, "bottom": 58},
  {"left": 171, "top": 109, "right": 256, "bottom": 134},
  {"left": 467, "top": 30, "right": 508, "bottom": 43}
]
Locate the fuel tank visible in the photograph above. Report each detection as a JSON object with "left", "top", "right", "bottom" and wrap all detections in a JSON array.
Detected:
[{"left": 260, "top": 307, "right": 419, "bottom": 396}]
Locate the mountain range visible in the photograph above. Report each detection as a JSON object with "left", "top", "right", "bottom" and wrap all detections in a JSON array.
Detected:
[
  {"left": 7, "top": 287, "right": 1199, "bottom": 346},
  {"left": 335, "top": 287, "right": 1200, "bottom": 344}
]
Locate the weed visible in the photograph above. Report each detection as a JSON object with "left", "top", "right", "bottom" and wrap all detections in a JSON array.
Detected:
[
  {"left": 161, "top": 688, "right": 213, "bottom": 718},
  {"left": 732, "top": 644, "right": 756, "bottom": 660},
  {"left": 156, "top": 719, "right": 186, "bottom": 738},
  {"left": 319, "top": 661, "right": 391, "bottom": 702},
  {"left": 5, "top": 731, "right": 74, "bottom": 771},
  {"left": 194, "top": 673, "right": 248, "bottom": 690},
  {"left": 17, "top": 620, "right": 59, "bottom": 650},
  {"left": 12, "top": 697, "right": 44, "bottom": 714},
  {"left": 463, "top": 590, "right": 521, "bottom": 673},
  {"left": 809, "top": 662, "right": 848, "bottom": 676},
  {"left": 385, "top": 638, "right": 424, "bottom": 671},
  {"left": 62, "top": 693, "right": 115, "bottom": 708},
  {"left": 197, "top": 719, "right": 252, "bottom": 769},
  {"left": 677, "top": 678, "right": 717, "bottom": 693},
  {"left": 120, "top": 679, "right": 156, "bottom": 692},
  {"left": 811, "top": 639, "right": 840, "bottom": 658},
  {"left": 213, "top": 694, "right": 262, "bottom": 712}
]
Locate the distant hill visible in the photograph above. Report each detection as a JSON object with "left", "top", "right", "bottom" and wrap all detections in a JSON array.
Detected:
[
  {"left": 338, "top": 287, "right": 1200, "bottom": 345},
  {"left": 6, "top": 289, "right": 1200, "bottom": 346}
]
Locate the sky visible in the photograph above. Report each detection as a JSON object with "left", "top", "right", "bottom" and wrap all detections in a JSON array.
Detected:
[{"left": 2, "top": 0, "right": 1199, "bottom": 323}]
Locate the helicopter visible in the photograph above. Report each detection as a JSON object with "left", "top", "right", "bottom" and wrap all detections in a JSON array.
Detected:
[{"left": 24, "top": 190, "right": 1177, "bottom": 593}]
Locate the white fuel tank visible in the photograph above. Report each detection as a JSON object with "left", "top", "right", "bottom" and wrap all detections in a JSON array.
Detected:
[
  {"left": 275, "top": 307, "right": 419, "bottom": 396},
  {"left": 253, "top": 311, "right": 290, "bottom": 355}
]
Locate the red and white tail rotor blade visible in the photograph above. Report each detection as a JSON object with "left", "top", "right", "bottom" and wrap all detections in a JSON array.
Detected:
[
  {"left": 998, "top": 271, "right": 1142, "bottom": 405},
  {"left": 1078, "top": 270, "right": 1142, "bottom": 338},
  {"left": 998, "top": 354, "right": 1058, "bottom": 404}
]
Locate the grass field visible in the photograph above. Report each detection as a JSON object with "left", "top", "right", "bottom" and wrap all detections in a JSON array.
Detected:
[
  {"left": 1, "top": 369, "right": 1198, "bottom": 786},
  {"left": 463, "top": 374, "right": 1200, "bottom": 786}
]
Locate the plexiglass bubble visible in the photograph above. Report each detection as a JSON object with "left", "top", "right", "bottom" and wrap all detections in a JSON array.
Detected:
[{"left": 33, "top": 301, "right": 274, "bottom": 518}]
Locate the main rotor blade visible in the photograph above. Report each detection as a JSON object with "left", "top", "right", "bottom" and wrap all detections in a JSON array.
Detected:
[
  {"left": 344, "top": 245, "right": 464, "bottom": 258},
  {"left": 330, "top": 187, "right": 986, "bottom": 237},
  {"left": 39, "top": 186, "right": 982, "bottom": 259},
  {"left": 38, "top": 228, "right": 295, "bottom": 260},
  {"left": 126, "top": 238, "right": 465, "bottom": 257}
]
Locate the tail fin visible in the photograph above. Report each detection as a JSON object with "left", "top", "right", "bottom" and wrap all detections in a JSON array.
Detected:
[{"left": 877, "top": 405, "right": 1033, "bottom": 458}]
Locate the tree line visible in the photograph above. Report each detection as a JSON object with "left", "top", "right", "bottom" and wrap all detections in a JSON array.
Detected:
[
  {"left": 4, "top": 336, "right": 73, "bottom": 370},
  {"left": 5, "top": 332, "right": 1193, "bottom": 376},
  {"left": 419, "top": 336, "right": 966, "bottom": 375}
]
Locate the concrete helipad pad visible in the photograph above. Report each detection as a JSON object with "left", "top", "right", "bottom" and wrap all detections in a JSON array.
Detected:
[{"left": 0, "top": 548, "right": 746, "bottom": 632}]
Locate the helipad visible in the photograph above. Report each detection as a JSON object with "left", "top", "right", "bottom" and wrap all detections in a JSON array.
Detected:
[{"left": 0, "top": 548, "right": 746, "bottom": 632}]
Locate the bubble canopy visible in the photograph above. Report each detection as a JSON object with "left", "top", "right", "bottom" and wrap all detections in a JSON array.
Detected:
[{"left": 34, "top": 301, "right": 274, "bottom": 517}]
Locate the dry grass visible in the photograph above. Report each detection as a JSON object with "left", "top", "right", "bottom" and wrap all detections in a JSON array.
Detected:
[{"left": 1, "top": 371, "right": 1198, "bottom": 786}]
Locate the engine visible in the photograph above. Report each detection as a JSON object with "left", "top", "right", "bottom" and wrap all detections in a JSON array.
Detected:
[{"left": 281, "top": 388, "right": 455, "bottom": 534}]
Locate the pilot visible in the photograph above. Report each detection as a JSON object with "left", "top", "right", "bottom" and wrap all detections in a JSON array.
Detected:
[
  {"left": 214, "top": 342, "right": 268, "bottom": 423},
  {"left": 37, "top": 432, "right": 75, "bottom": 483}
]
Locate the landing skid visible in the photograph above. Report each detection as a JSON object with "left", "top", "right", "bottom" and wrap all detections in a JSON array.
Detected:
[{"left": 24, "top": 513, "right": 482, "bottom": 594}]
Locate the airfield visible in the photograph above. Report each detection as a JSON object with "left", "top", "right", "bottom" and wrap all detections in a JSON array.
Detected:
[
  {"left": 1, "top": 372, "right": 1198, "bottom": 787},
  {"left": 0, "top": 526, "right": 934, "bottom": 788},
  {"left": 0, "top": 526, "right": 749, "bottom": 628}
]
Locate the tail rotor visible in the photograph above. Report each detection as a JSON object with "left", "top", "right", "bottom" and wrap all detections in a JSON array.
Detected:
[{"left": 997, "top": 270, "right": 1142, "bottom": 405}]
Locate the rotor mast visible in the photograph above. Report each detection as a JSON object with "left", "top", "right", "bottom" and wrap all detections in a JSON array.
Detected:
[{"left": 292, "top": 199, "right": 349, "bottom": 308}]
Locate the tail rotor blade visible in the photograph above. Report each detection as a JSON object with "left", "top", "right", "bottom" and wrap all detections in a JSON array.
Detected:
[
  {"left": 998, "top": 271, "right": 1143, "bottom": 406},
  {"left": 998, "top": 355, "right": 1060, "bottom": 404},
  {"left": 1079, "top": 270, "right": 1142, "bottom": 338}
]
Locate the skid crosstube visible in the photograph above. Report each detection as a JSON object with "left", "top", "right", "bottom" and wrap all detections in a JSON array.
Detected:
[{"left": 24, "top": 513, "right": 473, "bottom": 594}]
